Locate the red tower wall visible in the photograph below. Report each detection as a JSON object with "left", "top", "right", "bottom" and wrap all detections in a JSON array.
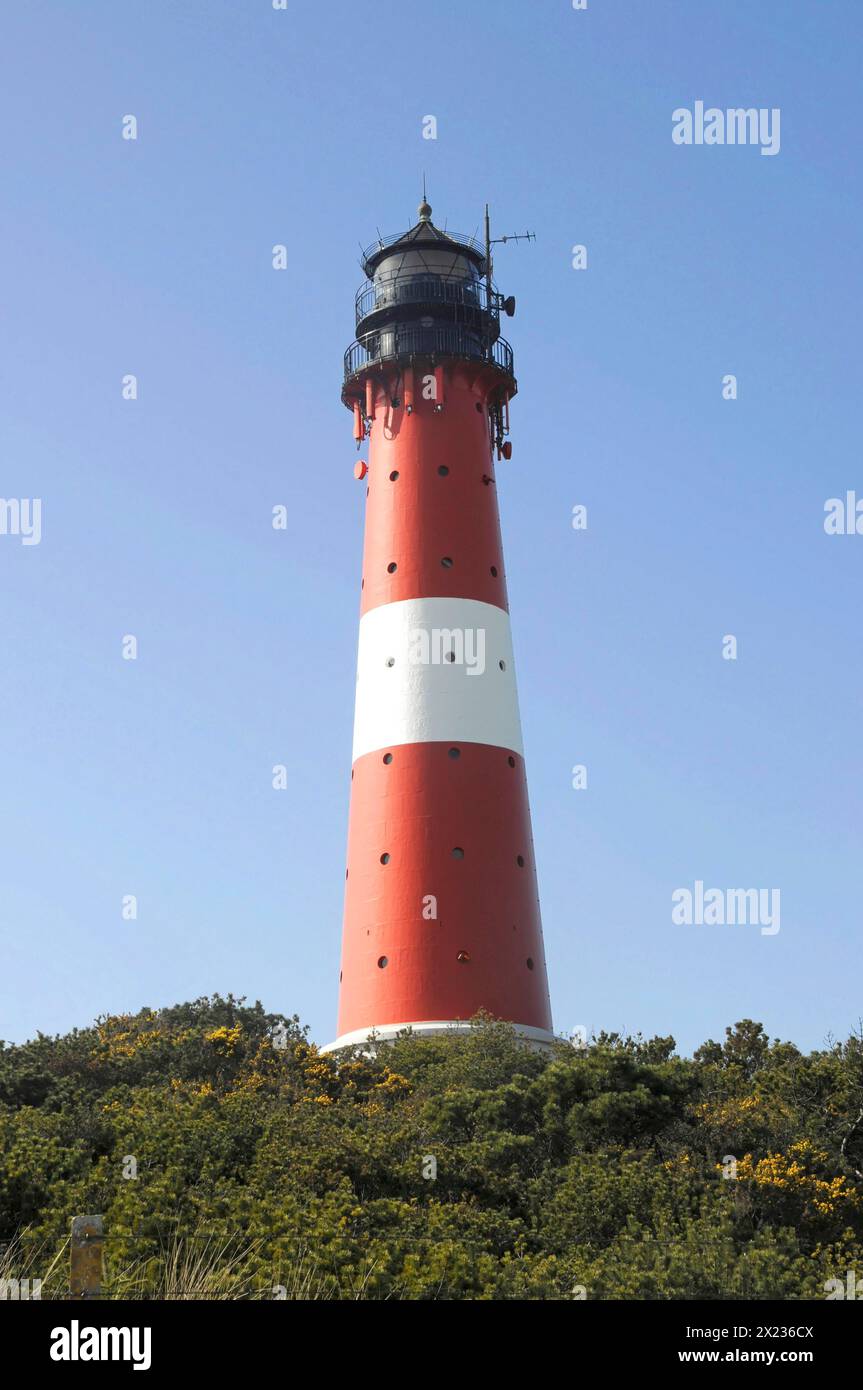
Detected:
[{"left": 329, "top": 360, "right": 553, "bottom": 1049}]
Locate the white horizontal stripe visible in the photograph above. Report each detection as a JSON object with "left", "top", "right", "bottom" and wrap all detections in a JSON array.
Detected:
[
  {"left": 320, "top": 1020, "right": 555, "bottom": 1053},
  {"left": 352, "top": 597, "right": 524, "bottom": 761}
]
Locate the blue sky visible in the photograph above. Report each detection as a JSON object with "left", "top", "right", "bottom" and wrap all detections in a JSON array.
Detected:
[{"left": 1, "top": 0, "right": 860, "bottom": 1054}]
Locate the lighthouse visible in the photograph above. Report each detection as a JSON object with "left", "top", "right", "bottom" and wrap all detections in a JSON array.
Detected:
[{"left": 324, "top": 199, "right": 553, "bottom": 1052}]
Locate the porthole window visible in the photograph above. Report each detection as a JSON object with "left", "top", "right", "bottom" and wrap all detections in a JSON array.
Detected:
[
  {"left": 448, "top": 747, "right": 461, "bottom": 759},
  {"left": 499, "top": 659, "right": 506, "bottom": 671},
  {"left": 445, "top": 650, "right": 456, "bottom": 663},
  {"left": 490, "top": 566, "right": 498, "bottom": 577},
  {"left": 387, "top": 562, "right": 397, "bottom": 574},
  {"left": 517, "top": 855, "right": 525, "bottom": 868},
  {"left": 380, "top": 852, "right": 391, "bottom": 864},
  {"left": 526, "top": 957, "right": 535, "bottom": 971},
  {"left": 457, "top": 951, "right": 471, "bottom": 963},
  {"left": 386, "top": 657, "right": 395, "bottom": 668},
  {"left": 441, "top": 556, "right": 454, "bottom": 568},
  {"left": 452, "top": 847, "right": 465, "bottom": 859},
  {"left": 383, "top": 753, "right": 393, "bottom": 765},
  {"left": 389, "top": 470, "right": 399, "bottom": 481},
  {"left": 377, "top": 956, "right": 388, "bottom": 969},
  {"left": 438, "top": 465, "right": 449, "bottom": 477},
  {"left": 507, "top": 756, "right": 515, "bottom": 768}
]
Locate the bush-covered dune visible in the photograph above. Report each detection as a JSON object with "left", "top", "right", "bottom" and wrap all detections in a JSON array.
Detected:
[{"left": 1, "top": 997, "right": 862, "bottom": 1299}]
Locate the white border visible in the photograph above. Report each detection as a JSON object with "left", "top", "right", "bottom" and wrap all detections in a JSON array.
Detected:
[{"left": 320, "top": 1019, "right": 555, "bottom": 1053}]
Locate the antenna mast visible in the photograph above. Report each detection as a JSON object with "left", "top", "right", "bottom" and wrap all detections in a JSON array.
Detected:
[{"left": 484, "top": 203, "right": 536, "bottom": 360}]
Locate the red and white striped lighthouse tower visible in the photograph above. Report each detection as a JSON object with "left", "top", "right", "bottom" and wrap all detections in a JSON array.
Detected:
[{"left": 325, "top": 199, "right": 553, "bottom": 1051}]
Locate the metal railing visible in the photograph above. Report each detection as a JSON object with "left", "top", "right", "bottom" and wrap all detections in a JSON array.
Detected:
[
  {"left": 355, "top": 273, "right": 498, "bottom": 328},
  {"left": 362, "top": 229, "right": 485, "bottom": 275},
  {"left": 343, "top": 328, "right": 514, "bottom": 384}
]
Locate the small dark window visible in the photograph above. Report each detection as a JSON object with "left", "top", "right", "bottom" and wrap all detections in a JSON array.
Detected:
[
  {"left": 452, "top": 847, "right": 465, "bottom": 859},
  {"left": 380, "top": 852, "right": 391, "bottom": 865},
  {"left": 507, "top": 756, "right": 515, "bottom": 768},
  {"left": 490, "top": 566, "right": 498, "bottom": 577},
  {"left": 389, "top": 470, "right": 399, "bottom": 481},
  {"left": 383, "top": 753, "right": 393, "bottom": 764},
  {"left": 526, "top": 958, "right": 534, "bottom": 971},
  {"left": 499, "top": 659, "right": 506, "bottom": 671},
  {"left": 441, "top": 556, "right": 454, "bottom": 569},
  {"left": 457, "top": 951, "right": 471, "bottom": 963},
  {"left": 517, "top": 855, "right": 525, "bottom": 868},
  {"left": 448, "top": 747, "right": 461, "bottom": 759},
  {"left": 438, "top": 465, "right": 449, "bottom": 477},
  {"left": 387, "top": 562, "right": 397, "bottom": 573},
  {"left": 377, "top": 956, "right": 388, "bottom": 969}
]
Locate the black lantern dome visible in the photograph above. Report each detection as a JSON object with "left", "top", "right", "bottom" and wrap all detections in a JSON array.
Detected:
[{"left": 343, "top": 201, "right": 515, "bottom": 400}]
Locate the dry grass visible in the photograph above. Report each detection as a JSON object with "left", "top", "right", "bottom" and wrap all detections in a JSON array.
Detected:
[
  {"left": 1, "top": 1225, "right": 386, "bottom": 1300},
  {"left": 0, "top": 1229, "right": 68, "bottom": 1298},
  {"left": 110, "top": 1232, "right": 361, "bottom": 1300}
]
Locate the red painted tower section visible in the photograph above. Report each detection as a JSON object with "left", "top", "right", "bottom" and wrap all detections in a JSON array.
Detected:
[{"left": 324, "top": 201, "right": 553, "bottom": 1051}]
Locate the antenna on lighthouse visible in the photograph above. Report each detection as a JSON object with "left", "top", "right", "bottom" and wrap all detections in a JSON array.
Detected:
[{"left": 484, "top": 204, "right": 536, "bottom": 358}]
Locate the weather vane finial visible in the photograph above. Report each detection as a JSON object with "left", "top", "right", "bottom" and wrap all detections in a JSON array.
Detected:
[{"left": 418, "top": 174, "right": 432, "bottom": 222}]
